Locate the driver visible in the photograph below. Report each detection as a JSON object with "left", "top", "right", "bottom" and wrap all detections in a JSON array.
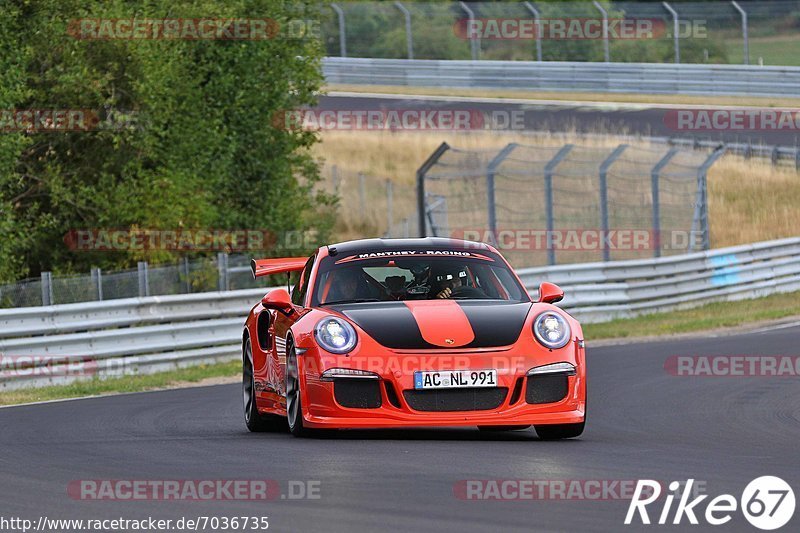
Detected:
[
  {"left": 328, "top": 268, "right": 371, "bottom": 302},
  {"left": 433, "top": 266, "right": 467, "bottom": 299}
]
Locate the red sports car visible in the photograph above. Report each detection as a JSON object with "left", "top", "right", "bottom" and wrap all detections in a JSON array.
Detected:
[{"left": 242, "top": 238, "right": 586, "bottom": 439}]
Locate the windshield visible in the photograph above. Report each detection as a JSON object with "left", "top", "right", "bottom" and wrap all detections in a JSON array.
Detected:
[{"left": 313, "top": 250, "right": 529, "bottom": 306}]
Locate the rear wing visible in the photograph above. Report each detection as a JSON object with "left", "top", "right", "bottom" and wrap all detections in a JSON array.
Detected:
[{"left": 251, "top": 257, "right": 308, "bottom": 279}]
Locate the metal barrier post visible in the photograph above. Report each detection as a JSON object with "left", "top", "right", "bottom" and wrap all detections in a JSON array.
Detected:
[
  {"left": 137, "top": 261, "right": 150, "bottom": 297},
  {"left": 417, "top": 142, "right": 450, "bottom": 237},
  {"left": 651, "top": 148, "right": 679, "bottom": 257},
  {"left": 394, "top": 2, "right": 414, "bottom": 59},
  {"left": 544, "top": 145, "right": 574, "bottom": 265},
  {"left": 91, "top": 267, "right": 103, "bottom": 301},
  {"left": 459, "top": 1, "right": 480, "bottom": 61},
  {"left": 663, "top": 2, "right": 680, "bottom": 63},
  {"left": 217, "top": 253, "right": 229, "bottom": 292},
  {"left": 486, "top": 143, "right": 519, "bottom": 245},
  {"left": 523, "top": 2, "right": 543, "bottom": 62},
  {"left": 182, "top": 257, "right": 191, "bottom": 293},
  {"left": 731, "top": 1, "right": 749, "bottom": 65},
  {"left": 593, "top": 1, "right": 610, "bottom": 62},
  {"left": 331, "top": 3, "right": 346, "bottom": 58},
  {"left": 41, "top": 271, "right": 53, "bottom": 306},
  {"left": 598, "top": 144, "right": 628, "bottom": 261}
]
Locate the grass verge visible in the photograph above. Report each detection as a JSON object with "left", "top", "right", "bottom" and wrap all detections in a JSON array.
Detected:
[
  {"left": 0, "top": 359, "right": 239, "bottom": 407},
  {"left": 325, "top": 83, "right": 800, "bottom": 108},
  {"left": 584, "top": 290, "right": 800, "bottom": 341}
]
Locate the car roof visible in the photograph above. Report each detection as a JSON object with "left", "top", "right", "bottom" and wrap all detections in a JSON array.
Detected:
[{"left": 324, "top": 237, "right": 492, "bottom": 256}]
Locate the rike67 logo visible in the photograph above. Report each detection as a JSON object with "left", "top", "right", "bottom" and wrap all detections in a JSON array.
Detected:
[{"left": 625, "top": 477, "right": 795, "bottom": 530}]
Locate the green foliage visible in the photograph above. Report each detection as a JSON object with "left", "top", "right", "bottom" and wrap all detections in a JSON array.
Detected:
[{"left": 0, "top": 0, "right": 335, "bottom": 283}]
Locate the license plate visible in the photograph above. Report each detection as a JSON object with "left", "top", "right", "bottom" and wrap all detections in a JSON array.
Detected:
[{"left": 414, "top": 369, "right": 498, "bottom": 390}]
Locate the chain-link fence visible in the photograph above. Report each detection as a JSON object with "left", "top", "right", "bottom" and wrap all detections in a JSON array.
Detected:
[
  {"left": 418, "top": 141, "right": 723, "bottom": 267},
  {"left": 321, "top": 165, "right": 418, "bottom": 239},
  {"left": 0, "top": 254, "right": 265, "bottom": 309},
  {"left": 320, "top": 1, "right": 800, "bottom": 66}
]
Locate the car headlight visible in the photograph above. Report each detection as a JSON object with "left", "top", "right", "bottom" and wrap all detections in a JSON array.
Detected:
[
  {"left": 314, "top": 317, "right": 357, "bottom": 354},
  {"left": 533, "top": 311, "right": 571, "bottom": 349}
]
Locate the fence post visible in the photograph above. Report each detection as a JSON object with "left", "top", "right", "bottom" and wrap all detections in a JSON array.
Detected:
[
  {"left": 692, "top": 147, "right": 726, "bottom": 251},
  {"left": 651, "top": 148, "right": 679, "bottom": 258},
  {"left": 358, "top": 172, "right": 366, "bottom": 213},
  {"left": 386, "top": 180, "right": 394, "bottom": 236},
  {"left": 331, "top": 165, "right": 340, "bottom": 193},
  {"left": 331, "top": 3, "right": 346, "bottom": 57},
  {"left": 416, "top": 142, "right": 450, "bottom": 237},
  {"left": 663, "top": 2, "right": 680, "bottom": 63},
  {"left": 459, "top": 1, "right": 479, "bottom": 61},
  {"left": 523, "top": 2, "right": 543, "bottom": 61},
  {"left": 91, "top": 267, "right": 103, "bottom": 301},
  {"left": 137, "top": 261, "right": 150, "bottom": 297},
  {"left": 593, "top": 1, "right": 610, "bottom": 62},
  {"left": 486, "top": 143, "right": 519, "bottom": 245},
  {"left": 41, "top": 271, "right": 53, "bottom": 306},
  {"left": 217, "top": 253, "right": 229, "bottom": 292},
  {"left": 394, "top": 1, "right": 414, "bottom": 59},
  {"left": 182, "top": 256, "right": 191, "bottom": 293},
  {"left": 544, "top": 145, "right": 574, "bottom": 266},
  {"left": 731, "top": 1, "right": 749, "bottom": 65},
  {"left": 598, "top": 144, "right": 628, "bottom": 262}
]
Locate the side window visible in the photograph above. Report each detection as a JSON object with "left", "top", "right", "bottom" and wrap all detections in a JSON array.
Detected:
[{"left": 291, "top": 256, "right": 315, "bottom": 306}]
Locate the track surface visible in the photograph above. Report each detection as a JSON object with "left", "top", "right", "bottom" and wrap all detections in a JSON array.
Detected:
[
  {"left": 318, "top": 94, "right": 799, "bottom": 146},
  {"left": 1, "top": 325, "right": 798, "bottom": 532}
]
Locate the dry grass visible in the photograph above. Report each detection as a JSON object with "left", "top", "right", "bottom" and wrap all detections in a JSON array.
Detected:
[
  {"left": 326, "top": 84, "right": 800, "bottom": 109},
  {"left": 312, "top": 130, "right": 800, "bottom": 249}
]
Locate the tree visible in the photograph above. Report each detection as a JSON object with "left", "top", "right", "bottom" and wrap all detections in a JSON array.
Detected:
[{"left": 0, "top": 0, "right": 334, "bottom": 283}]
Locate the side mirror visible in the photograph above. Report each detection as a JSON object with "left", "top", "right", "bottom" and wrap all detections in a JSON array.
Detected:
[
  {"left": 537, "top": 282, "right": 564, "bottom": 304},
  {"left": 261, "top": 288, "right": 293, "bottom": 311}
]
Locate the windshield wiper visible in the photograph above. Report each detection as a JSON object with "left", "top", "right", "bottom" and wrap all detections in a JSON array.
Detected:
[{"left": 321, "top": 298, "right": 381, "bottom": 306}]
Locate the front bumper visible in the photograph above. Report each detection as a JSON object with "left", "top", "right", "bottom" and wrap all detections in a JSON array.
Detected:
[{"left": 299, "top": 348, "right": 585, "bottom": 429}]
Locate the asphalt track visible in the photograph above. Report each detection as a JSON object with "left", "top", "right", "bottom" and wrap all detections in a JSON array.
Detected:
[
  {"left": 1, "top": 324, "right": 798, "bottom": 532},
  {"left": 318, "top": 93, "right": 800, "bottom": 147}
]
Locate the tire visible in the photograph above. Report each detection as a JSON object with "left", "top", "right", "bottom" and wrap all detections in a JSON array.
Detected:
[
  {"left": 477, "top": 425, "right": 531, "bottom": 432},
  {"left": 534, "top": 422, "right": 585, "bottom": 440},
  {"left": 243, "top": 339, "right": 287, "bottom": 433},
  {"left": 285, "top": 340, "right": 331, "bottom": 438}
]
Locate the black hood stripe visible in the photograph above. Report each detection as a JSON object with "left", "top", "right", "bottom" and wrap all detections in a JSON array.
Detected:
[{"left": 329, "top": 301, "right": 531, "bottom": 350}]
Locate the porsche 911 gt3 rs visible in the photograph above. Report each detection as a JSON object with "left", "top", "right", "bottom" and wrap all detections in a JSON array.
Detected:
[{"left": 242, "top": 238, "right": 586, "bottom": 439}]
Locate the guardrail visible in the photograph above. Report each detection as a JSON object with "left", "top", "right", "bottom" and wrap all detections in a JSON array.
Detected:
[
  {"left": 322, "top": 57, "right": 800, "bottom": 98},
  {"left": 517, "top": 236, "right": 800, "bottom": 323},
  {"left": 2, "top": 236, "right": 799, "bottom": 390},
  {"left": 0, "top": 289, "right": 267, "bottom": 391}
]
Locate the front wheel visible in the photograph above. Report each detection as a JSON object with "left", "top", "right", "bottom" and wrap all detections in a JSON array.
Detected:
[
  {"left": 243, "top": 339, "right": 287, "bottom": 433},
  {"left": 285, "top": 341, "right": 331, "bottom": 438}
]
